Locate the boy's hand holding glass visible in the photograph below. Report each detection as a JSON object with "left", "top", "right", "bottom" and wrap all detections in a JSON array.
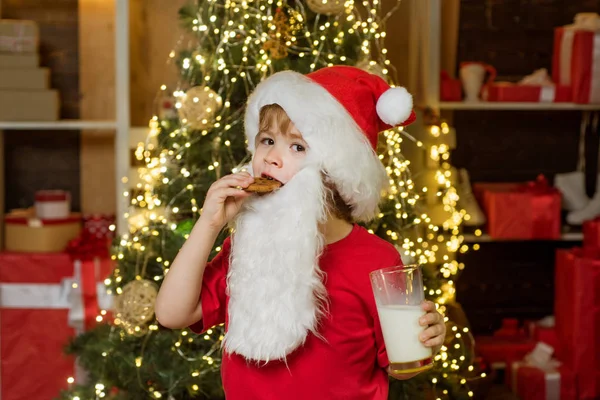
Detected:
[
  {"left": 370, "top": 265, "right": 443, "bottom": 377},
  {"left": 418, "top": 300, "right": 445, "bottom": 352}
]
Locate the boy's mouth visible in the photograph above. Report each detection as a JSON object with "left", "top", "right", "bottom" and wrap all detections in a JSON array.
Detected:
[{"left": 261, "top": 173, "right": 283, "bottom": 186}]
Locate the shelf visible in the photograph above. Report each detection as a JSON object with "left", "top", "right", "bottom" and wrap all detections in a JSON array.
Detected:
[
  {"left": 439, "top": 102, "right": 600, "bottom": 111},
  {"left": 463, "top": 232, "right": 583, "bottom": 243},
  {"left": 0, "top": 120, "right": 117, "bottom": 130}
]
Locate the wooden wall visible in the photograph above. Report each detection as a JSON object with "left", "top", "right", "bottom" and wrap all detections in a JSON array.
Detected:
[
  {"left": 129, "top": 0, "right": 189, "bottom": 127},
  {"left": 78, "top": 0, "right": 115, "bottom": 215},
  {"left": 79, "top": 0, "right": 187, "bottom": 214}
]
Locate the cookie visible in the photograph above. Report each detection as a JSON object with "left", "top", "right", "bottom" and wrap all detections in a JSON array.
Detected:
[{"left": 244, "top": 177, "right": 282, "bottom": 193}]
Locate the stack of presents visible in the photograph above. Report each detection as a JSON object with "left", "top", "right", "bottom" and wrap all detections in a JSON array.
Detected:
[
  {"left": 0, "top": 190, "right": 115, "bottom": 399},
  {"left": 473, "top": 217, "right": 600, "bottom": 400},
  {"left": 0, "top": 18, "right": 60, "bottom": 121},
  {"left": 441, "top": 12, "right": 600, "bottom": 105}
]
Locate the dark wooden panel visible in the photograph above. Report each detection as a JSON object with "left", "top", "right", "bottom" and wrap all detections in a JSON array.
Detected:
[
  {"left": 456, "top": 240, "right": 576, "bottom": 335},
  {"left": 450, "top": 111, "right": 584, "bottom": 184},
  {"left": 456, "top": 0, "right": 600, "bottom": 78},
  {"left": 564, "top": 0, "right": 600, "bottom": 21},
  {"left": 457, "top": 32, "right": 554, "bottom": 79},
  {"left": 4, "top": 132, "right": 81, "bottom": 212}
]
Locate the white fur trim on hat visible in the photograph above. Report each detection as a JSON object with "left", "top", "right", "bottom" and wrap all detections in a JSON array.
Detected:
[
  {"left": 245, "top": 71, "right": 388, "bottom": 222},
  {"left": 376, "top": 87, "right": 413, "bottom": 126}
]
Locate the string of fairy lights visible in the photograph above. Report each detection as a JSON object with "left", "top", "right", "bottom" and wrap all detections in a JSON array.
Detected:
[{"left": 64, "top": 0, "right": 488, "bottom": 398}]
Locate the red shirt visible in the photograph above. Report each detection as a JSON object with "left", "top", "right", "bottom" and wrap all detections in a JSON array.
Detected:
[{"left": 191, "top": 224, "right": 403, "bottom": 400}]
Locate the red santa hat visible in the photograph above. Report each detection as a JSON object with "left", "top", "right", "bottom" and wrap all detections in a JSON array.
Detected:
[{"left": 244, "top": 65, "right": 416, "bottom": 222}]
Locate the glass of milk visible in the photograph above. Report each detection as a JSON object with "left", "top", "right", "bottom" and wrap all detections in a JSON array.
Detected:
[{"left": 370, "top": 264, "right": 433, "bottom": 374}]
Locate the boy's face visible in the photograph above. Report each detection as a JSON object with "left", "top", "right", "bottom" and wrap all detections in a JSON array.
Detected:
[{"left": 252, "top": 120, "right": 308, "bottom": 184}]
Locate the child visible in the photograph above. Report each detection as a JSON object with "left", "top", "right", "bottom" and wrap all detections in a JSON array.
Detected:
[{"left": 156, "top": 66, "right": 446, "bottom": 400}]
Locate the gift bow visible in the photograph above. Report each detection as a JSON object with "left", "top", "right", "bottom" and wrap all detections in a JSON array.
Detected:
[
  {"left": 519, "top": 68, "right": 555, "bottom": 87},
  {"left": 518, "top": 175, "right": 557, "bottom": 195},
  {"left": 573, "top": 12, "right": 600, "bottom": 31},
  {"left": 524, "top": 342, "right": 562, "bottom": 371},
  {"left": 66, "top": 236, "right": 111, "bottom": 262}
]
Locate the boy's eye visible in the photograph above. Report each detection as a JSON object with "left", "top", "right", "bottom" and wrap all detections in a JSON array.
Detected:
[
  {"left": 261, "top": 138, "right": 275, "bottom": 145},
  {"left": 292, "top": 144, "right": 306, "bottom": 152}
]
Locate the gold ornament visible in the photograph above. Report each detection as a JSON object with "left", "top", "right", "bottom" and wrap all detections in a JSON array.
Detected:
[
  {"left": 114, "top": 279, "right": 158, "bottom": 336},
  {"left": 306, "top": 0, "right": 346, "bottom": 15},
  {"left": 263, "top": 40, "right": 289, "bottom": 60},
  {"left": 356, "top": 60, "right": 389, "bottom": 82},
  {"left": 177, "top": 86, "right": 222, "bottom": 130},
  {"left": 263, "top": 8, "right": 293, "bottom": 60}
]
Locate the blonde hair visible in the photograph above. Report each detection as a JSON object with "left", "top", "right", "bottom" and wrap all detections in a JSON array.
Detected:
[
  {"left": 258, "top": 104, "right": 355, "bottom": 224},
  {"left": 258, "top": 104, "right": 292, "bottom": 138}
]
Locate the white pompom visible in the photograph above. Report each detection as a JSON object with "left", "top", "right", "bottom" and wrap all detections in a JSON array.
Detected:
[{"left": 376, "top": 87, "right": 413, "bottom": 126}]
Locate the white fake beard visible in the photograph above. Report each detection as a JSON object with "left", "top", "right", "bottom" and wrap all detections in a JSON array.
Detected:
[{"left": 224, "top": 165, "right": 328, "bottom": 362}]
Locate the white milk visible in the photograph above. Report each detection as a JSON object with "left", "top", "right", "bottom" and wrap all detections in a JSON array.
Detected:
[{"left": 376, "top": 304, "right": 432, "bottom": 364}]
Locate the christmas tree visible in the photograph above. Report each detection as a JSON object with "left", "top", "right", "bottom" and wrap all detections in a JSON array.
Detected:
[{"left": 60, "top": 0, "right": 484, "bottom": 399}]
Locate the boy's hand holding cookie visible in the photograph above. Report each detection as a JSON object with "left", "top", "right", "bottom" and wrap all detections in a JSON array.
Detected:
[
  {"left": 201, "top": 172, "right": 254, "bottom": 230},
  {"left": 419, "top": 300, "right": 446, "bottom": 354}
]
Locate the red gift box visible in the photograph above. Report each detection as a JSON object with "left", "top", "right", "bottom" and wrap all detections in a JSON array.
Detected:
[
  {"left": 582, "top": 218, "right": 600, "bottom": 258},
  {"left": 553, "top": 26, "right": 600, "bottom": 104},
  {"left": 484, "top": 83, "right": 572, "bottom": 103},
  {"left": 0, "top": 253, "right": 113, "bottom": 400},
  {"left": 555, "top": 248, "right": 600, "bottom": 399},
  {"left": 474, "top": 176, "right": 562, "bottom": 239},
  {"left": 440, "top": 70, "right": 462, "bottom": 101},
  {"left": 475, "top": 336, "right": 536, "bottom": 368},
  {"left": 512, "top": 361, "right": 576, "bottom": 400}
]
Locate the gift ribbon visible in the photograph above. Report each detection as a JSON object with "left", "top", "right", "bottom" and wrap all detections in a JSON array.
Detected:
[
  {"left": 559, "top": 29, "right": 575, "bottom": 86},
  {"left": 591, "top": 32, "right": 600, "bottom": 103},
  {"left": 539, "top": 86, "right": 556, "bottom": 102},
  {"left": 0, "top": 22, "right": 35, "bottom": 53}
]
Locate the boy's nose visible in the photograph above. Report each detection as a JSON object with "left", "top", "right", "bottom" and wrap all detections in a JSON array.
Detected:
[{"left": 264, "top": 149, "right": 282, "bottom": 167}]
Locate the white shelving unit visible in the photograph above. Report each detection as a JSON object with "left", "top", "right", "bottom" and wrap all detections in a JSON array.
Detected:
[
  {"left": 463, "top": 232, "right": 584, "bottom": 243},
  {"left": 0, "top": 120, "right": 118, "bottom": 130},
  {"left": 0, "top": 0, "right": 130, "bottom": 235},
  {"left": 440, "top": 101, "right": 600, "bottom": 111}
]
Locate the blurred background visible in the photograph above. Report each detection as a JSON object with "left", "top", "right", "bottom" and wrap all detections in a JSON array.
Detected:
[{"left": 1, "top": 0, "right": 599, "bottom": 399}]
